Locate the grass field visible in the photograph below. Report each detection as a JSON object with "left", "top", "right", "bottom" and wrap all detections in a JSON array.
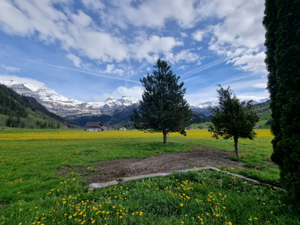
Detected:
[{"left": 0, "top": 129, "right": 299, "bottom": 224}]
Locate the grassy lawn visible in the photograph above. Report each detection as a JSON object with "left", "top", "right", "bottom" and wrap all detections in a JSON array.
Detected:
[
  {"left": 255, "top": 113, "right": 271, "bottom": 129},
  {"left": 0, "top": 129, "right": 299, "bottom": 224}
]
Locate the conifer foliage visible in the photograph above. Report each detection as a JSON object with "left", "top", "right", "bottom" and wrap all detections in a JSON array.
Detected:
[
  {"left": 130, "top": 59, "right": 193, "bottom": 144},
  {"left": 263, "top": 0, "right": 300, "bottom": 199},
  {"left": 208, "top": 85, "right": 259, "bottom": 157}
]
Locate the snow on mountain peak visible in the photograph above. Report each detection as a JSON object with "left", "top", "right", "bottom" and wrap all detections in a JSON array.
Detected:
[
  {"left": 105, "top": 97, "right": 116, "bottom": 102},
  {"left": 0, "top": 79, "right": 42, "bottom": 91}
]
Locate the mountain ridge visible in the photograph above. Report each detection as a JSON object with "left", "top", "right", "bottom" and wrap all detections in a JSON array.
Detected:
[
  {"left": 1, "top": 80, "right": 270, "bottom": 118},
  {"left": 1, "top": 80, "right": 139, "bottom": 118},
  {"left": 0, "top": 84, "right": 71, "bottom": 128}
]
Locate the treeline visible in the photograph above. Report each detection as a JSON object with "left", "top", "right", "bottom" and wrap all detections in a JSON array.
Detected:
[
  {"left": 67, "top": 105, "right": 209, "bottom": 128},
  {"left": 4, "top": 116, "right": 61, "bottom": 129}
]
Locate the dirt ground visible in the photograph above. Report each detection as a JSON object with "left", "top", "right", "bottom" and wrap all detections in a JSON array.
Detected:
[{"left": 63, "top": 146, "right": 252, "bottom": 184}]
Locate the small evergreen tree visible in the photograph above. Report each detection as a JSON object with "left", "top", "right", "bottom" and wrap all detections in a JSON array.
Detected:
[
  {"left": 208, "top": 85, "right": 259, "bottom": 157},
  {"left": 130, "top": 59, "right": 193, "bottom": 144}
]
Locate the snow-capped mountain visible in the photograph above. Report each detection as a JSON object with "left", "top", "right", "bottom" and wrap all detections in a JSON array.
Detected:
[
  {"left": 1, "top": 79, "right": 270, "bottom": 118},
  {"left": 189, "top": 101, "right": 219, "bottom": 109},
  {"left": 252, "top": 98, "right": 270, "bottom": 104},
  {"left": 0, "top": 80, "right": 140, "bottom": 118}
]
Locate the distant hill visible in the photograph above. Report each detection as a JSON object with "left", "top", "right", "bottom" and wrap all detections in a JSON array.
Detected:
[
  {"left": 252, "top": 100, "right": 272, "bottom": 129},
  {"left": 0, "top": 84, "right": 72, "bottom": 129},
  {"left": 66, "top": 104, "right": 209, "bottom": 128}
]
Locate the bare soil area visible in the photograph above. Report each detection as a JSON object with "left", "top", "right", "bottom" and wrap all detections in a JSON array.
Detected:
[{"left": 61, "top": 146, "right": 251, "bottom": 184}]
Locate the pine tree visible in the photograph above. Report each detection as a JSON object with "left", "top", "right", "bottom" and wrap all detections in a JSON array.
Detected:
[
  {"left": 130, "top": 59, "right": 193, "bottom": 144},
  {"left": 263, "top": 0, "right": 300, "bottom": 199},
  {"left": 208, "top": 85, "right": 259, "bottom": 157}
]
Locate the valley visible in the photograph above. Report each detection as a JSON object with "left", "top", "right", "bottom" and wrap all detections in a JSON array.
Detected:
[{"left": 1, "top": 80, "right": 271, "bottom": 128}]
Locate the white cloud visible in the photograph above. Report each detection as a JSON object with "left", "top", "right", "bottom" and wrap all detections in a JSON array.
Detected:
[
  {"left": 81, "top": 0, "right": 105, "bottom": 11},
  {"left": 197, "top": 0, "right": 266, "bottom": 74},
  {"left": 66, "top": 54, "right": 82, "bottom": 68},
  {"left": 146, "top": 67, "right": 151, "bottom": 71},
  {"left": 104, "top": 64, "right": 124, "bottom": 75},
  {"left": 0, "top": 64, "right": 20, "bottom": 72},
  {"left": 130, "top": 35, "right": 183, "bottom": 63},
  {"left": 165, "top": 50, "right": 199, "bottom": 64},
  {"left": 179, "top": 65, "right": 188, "bottom": 70},
  {"left": 71, "top": 10, "right": 92, "bottom": 27},
  {"left": 100, "top": 0, "right": 199, "bottom": 29},
  {"left": 253, "top": 83, "right": 267, "bottom": 88},
  {"left": 192, "top": 30, "right": 206, "bottom": 42},
  {"left": 105, "top": 64, "right": 115, "bottom": 73},
  {"left": 0, "top": 0, "right": 268, "bottom": 80},
  {"left": 0, "top": 1, "right": 186, "bottom": 64},
  {"left": 180, "top": 32, "right": 188, "bottom": 37},
  {"left": 94, "top": 86, "right": 144, "bottom": 101},
  {"left": 0, "top": 75, "right": 45, "bottom": 89},
  {"left": 227, "top": 52, "right": 266, "bottom": 73}
]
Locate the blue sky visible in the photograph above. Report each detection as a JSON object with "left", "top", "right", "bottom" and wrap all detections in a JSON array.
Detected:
[{"left": 0, "top": 0, "right": 268, "bottom": 104}]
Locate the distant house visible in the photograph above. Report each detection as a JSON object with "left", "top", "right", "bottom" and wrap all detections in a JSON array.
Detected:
[
  {"left": 254, "top": 125, "right": 262, "bottom": 129},
  {"left": 185, "top": 127, "right": 194, "bottom": 130},
  {"left": 85, "top": 122, "right": 104, "bottom": 131},
  {"left": 106, "top": 126, "right": 113, "bottom": 130},
  {"left": 202, "top": 126, "right": 208, "bottom": 129},
  {"left": 102, "top": 125, "right": 113, "bottom": 130},
  {"left": 119, "top": 127, "right": 127, "bottom": 131}
]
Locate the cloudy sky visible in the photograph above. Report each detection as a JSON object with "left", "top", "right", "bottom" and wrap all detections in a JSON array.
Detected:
[{"left": 0, "top": 0, "right": 268, "bottom": 104}]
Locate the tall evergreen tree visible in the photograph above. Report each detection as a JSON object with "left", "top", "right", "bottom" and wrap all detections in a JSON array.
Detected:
[
  {"left": 130, "top": 59, "right": 193, "bottom": 144},
  {"left": 263, "top": 1, "right": 281, "bottom": 164},
  {"left": 208, "top": 85, "right": 259, "bottom": 157},
  {"left": 264, "top": 0, "right": 300, "bottom": 199}
]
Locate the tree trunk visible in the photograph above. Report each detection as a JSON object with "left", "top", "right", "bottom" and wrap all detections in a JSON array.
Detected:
[
  {"left": 163, "top": 131, "right": 168, "bottom": 144},
  {"left": 234, "top": 136, "right": 240, "bottom": 157}
]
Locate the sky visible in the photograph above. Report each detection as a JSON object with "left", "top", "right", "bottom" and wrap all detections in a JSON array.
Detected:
[{"left": 0, "top": 0, "right": 269, "bottom": 104}]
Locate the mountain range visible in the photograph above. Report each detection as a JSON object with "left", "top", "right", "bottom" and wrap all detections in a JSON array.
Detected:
[
  {"left": 0, "top": 80, "right": 270, "bottom": 118},
  {"left": 0, "top": 84, "right": 71, "bottom": 128},
  {"left": 1, "top": 80, "right": 139, "bottom": 118}
]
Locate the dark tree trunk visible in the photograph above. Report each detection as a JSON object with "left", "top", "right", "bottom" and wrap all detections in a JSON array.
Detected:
[
  {"left": 163, "top": 131, "right": 167, "bottom": 144},
  {"left": 234, "top": 136, "right": 240, "bottom": 157}
]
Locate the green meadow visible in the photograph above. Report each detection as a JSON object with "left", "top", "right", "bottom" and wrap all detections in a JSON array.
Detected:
[{"left": 0, "top": 129, "right": 299, "bottom": 224}]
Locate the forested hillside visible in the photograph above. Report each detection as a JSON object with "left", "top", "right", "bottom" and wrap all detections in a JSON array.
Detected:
[{"left": 0, "top": 84, "right": 71, "bottom": 129}]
